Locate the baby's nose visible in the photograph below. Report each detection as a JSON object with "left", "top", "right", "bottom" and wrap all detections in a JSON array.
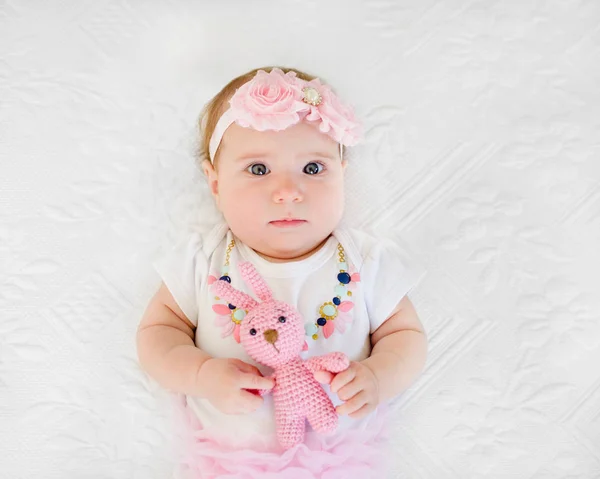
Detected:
[
  {"left": 272, "top": 176, "right": 303, "bottom": 203},
  {"left": 264, "top": 329, "right": 279, "bottom": 344}
]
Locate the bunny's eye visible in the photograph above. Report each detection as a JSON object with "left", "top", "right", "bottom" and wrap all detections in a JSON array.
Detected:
[
  {"left": 278, "top": 316, "right": 286, "bottom": 323},
  {"left": 249, "top": 328, "right": 257, "bottom": 336}
]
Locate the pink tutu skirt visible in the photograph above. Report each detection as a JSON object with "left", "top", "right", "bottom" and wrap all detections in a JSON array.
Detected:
[{"left": 170, "top": 394, "right": 392, "bottom": 479}]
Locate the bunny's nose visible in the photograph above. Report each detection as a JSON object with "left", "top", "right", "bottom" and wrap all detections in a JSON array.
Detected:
[{"left": 264, "top": 329, "right": 278, "bottom": 344}]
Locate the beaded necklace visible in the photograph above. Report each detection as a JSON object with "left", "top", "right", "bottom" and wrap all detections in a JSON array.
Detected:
[{"left": 208, "top": 238, "right": 361, "bottom": 345}]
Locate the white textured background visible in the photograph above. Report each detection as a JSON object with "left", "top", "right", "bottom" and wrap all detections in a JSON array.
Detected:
[{"left": 2, "top": 1, "right": 600, "bottom": 478}]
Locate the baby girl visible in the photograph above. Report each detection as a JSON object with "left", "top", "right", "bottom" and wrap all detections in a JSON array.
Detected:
[{"left": 136, "top": 66, "right": 428, "bottom": 478}]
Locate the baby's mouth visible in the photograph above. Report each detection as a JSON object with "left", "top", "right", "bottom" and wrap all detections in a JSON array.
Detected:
[{"left": 269, "top": 218, "right": 307, "bottom": 228}]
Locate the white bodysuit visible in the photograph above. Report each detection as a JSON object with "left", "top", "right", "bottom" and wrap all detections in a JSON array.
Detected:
[{"left": 153, "top": 221, "right": 424, "bottom": 450}]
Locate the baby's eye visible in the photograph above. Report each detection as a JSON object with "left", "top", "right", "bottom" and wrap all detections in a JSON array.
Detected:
[
  {"left": 278, "top": 316, "right": 286, "bottom": 323},
  {"left": 249, "top": 328, "right": 257, "bottom": 336},
  {"left": 303, "top": 162, "right": 324, "bottom": 175},
  {"left": 247, "top": 163, "right": 269, "bottom": 175}
]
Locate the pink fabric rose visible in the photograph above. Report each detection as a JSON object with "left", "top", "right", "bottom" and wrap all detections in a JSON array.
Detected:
[
  {"left": 299, "top": 78, "right": 362, "bottom": 146},
  {"left": 228, "top": 68, "right": 307, "bottom": 131}
]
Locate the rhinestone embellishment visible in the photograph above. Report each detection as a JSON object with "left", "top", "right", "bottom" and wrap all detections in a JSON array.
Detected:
[{"left": 302, "top": 87, "right": 322, "bottom": 106}]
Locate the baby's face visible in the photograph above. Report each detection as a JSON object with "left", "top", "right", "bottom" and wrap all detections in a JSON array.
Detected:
[{"left": 205, "top": 121, "right": 347, "bottom": 261}]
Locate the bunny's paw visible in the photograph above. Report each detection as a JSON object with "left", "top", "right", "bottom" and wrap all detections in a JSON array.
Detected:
[{"left": 327, "top": 352, "right": 350, "bottom": 372}]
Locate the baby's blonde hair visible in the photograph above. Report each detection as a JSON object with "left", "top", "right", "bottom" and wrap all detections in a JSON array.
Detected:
[{"left": 197, "top": 66, "right": 319, "bottom": 169}]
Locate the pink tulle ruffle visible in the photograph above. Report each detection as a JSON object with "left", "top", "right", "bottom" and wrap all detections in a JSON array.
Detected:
[{"left": 170, "top": 394, "right": 391, "bottom": 479}]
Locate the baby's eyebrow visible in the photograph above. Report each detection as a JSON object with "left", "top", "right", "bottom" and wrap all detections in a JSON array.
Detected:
[
  {"left": 299, "top": 151, "right": 337, "bottom": 161},
  {"left": 235, "top": 152, "right": 272, "bottom": 162},
  {"left": 235, "top": 151, "right": 337, "bottom": 163}
]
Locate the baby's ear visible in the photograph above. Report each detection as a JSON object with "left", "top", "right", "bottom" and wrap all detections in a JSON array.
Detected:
[
  {"left": 211, "top": 280, "right": 258, "bottom": 310},
  {"left": 202, "top": 160, "right": 219, "bottom": 204}
]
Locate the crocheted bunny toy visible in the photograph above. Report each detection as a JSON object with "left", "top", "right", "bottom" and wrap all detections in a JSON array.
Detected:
[{"left": 211, "top": 261, "right": 350, "bottom": 450}]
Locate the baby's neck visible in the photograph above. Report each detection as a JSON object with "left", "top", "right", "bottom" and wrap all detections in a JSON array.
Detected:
[{"left": 254, "top": 236, "right": 330, "bottom": 263}]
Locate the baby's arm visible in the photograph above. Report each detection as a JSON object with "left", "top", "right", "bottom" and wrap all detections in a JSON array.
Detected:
[
  {"left": 332, "top": 295, "right": 428, "bottom": 418},
  {"left": 361, "top": 295, "right": 427, "bottom": 401},
  {"left": 137, "top": 282, "right": 274, "bottom": 415},
  {"left": 136, "top": 282, "right": 211, "bottom": 395}
]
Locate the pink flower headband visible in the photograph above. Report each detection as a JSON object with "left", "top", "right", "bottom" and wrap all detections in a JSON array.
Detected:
[{"left": 208, "top": 68, "right": 363, "bottom": 163}]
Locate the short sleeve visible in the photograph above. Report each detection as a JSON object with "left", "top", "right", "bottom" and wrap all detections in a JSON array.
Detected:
[
  {"left": 360, "top": 237, "right": 426, "bottom": 333},
  {"left": 151, "top": 233, "right": 207, "bottom": 326}
]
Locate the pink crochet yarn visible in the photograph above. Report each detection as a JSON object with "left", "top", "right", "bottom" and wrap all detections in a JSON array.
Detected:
[{"left": 211, "top": 261, "right": 350, "bottom": 450}]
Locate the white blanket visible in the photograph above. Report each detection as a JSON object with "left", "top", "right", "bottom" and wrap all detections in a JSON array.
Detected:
[{"left": 2, "top": 1, "right": 600, "bottom": 478}]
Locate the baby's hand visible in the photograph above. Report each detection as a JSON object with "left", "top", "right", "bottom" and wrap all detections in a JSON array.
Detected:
[
  {"left": 331, "top": 361, "right": 379, "bottom": 420},
  {"left": 196, "top": 358, "right": 275, "bottom": 415}
]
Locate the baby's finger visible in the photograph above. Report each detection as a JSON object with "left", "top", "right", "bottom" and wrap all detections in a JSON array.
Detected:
[
  {"left": 238, "top": 390, "right": 264, "bottom": 413},
  {"left": 337, "top": 378, "right": 363, "bottom": 402},
  {"left": 348, "top": 403, "right": 373, "bottom": 420},
  {"left": 238, "top": 371, "right": 275, "bottom": 391},
  {"left": 330, "top": 367, "right": 356, "bottom": 394},
  {"left": 336, "top": 391, "right": 367, "bottom": 416},
  {"left": 313, "top": 370, "right": 334, "bottom": 384},
  {"left": 231, "top": 359, "right": 263, "bottom": 376}
]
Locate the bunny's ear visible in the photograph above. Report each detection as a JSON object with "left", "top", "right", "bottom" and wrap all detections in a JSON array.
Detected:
[
  {"left": 239, "top": 262, "right": 273, "bottom": 302},
  {"left": 211, "top": 280, "right": 258, "bottom": 310}
]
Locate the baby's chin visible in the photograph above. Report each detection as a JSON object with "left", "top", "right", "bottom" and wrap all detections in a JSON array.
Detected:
[
  {"left": 253, "top": 236, "right": 329, "bottom": 263},
  {"left": 226, "top": 221, "right": 334, "bottom": 262}
]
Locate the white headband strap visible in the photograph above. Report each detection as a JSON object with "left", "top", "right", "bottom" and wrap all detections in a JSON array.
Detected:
[{"left": 209, "top": 109, "right": 236, "bottom": 162}]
